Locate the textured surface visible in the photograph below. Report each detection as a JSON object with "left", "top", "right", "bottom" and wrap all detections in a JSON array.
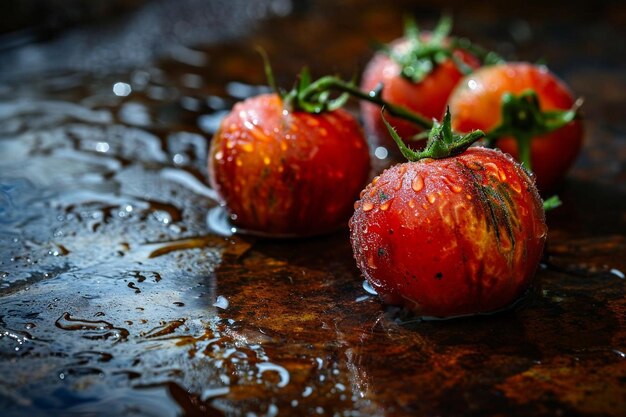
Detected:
[{"left": 0, "top": 1, "right": 625, "bottom": 416}]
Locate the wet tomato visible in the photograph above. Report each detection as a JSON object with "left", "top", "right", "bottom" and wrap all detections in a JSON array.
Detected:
[
  {"left": 360, "top": 36, "right": 480, "bottom": 153},
  {"left": 349, "top": 115, "right": 546, "bottom": 317},
  {"left": 209, "top": 93, "right": 370, "bottom": 237},
  {"left": 448, "top": 62, "right": 583, "bottom": 191}
]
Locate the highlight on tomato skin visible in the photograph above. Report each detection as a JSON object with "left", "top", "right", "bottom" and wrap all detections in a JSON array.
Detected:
[
  {"left": 349, "top": 146, "right": 547, "bottom": 318},
  {"left": 208, "top": 93, "right": 371, "bottom": 237},
  {"left": 447, "top": 62, "right": 584, "bottom": 192},
  {"left": 360, "top": 36, "right": 480, "bottom": 154}
]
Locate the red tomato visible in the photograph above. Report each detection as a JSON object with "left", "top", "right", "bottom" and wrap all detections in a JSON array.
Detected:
[
  {"left": 448, "top": 62, "right": 583, "bottom": 191},
  {"left": 360, "top": 37, "right": 480, "bottom": 153},
  {"left": 349, "top": 147, "right": 546, "bottom": 317},
  {"left": 209, "top": 93, "right": 370, "bottom": 236}
]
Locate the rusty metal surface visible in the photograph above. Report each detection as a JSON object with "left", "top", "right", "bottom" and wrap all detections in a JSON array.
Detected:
[{"left": 0, "top": 1, "right": 625, "bottom": 416}]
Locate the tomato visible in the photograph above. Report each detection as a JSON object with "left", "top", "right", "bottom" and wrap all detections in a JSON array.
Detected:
[
  {"left": 360, "top": 36, "right": 480, "bottom": 153},
  {"left": 209, "top": 93, "right": 370, "bottom": 237},
  {"left": 447, "top": 62, "right": 583, "bottom": 191},
  {"left": 350, "top": 140, "right": 546, "bottom": 317}
]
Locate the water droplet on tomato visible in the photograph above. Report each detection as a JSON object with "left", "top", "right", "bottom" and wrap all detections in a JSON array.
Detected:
[
  {"left": 427, "top": 194, "right": 436, "bottom": 204},
  {"left": 411, "top": 175, "right": 424, "bottom": 192},
  {"left": 535, "top": 222, "right": 548, "bottom": 239},
  {"left": 380, "top": 198, "right": 392, "bottom": 211},
  {"left": 510, "top": 181, "right": 522, "bottom": 193},
  {"left": 442, "top": 176, "right": 462, "bottom": 193},
  {"left": 362, "top": 201, "right": 374, "bottom": 212}
]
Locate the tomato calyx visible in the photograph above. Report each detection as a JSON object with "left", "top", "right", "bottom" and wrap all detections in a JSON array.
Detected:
[
  {"left": 257, "top": 48, "right": 352, "bottom": 115},
  {"left": 485, "top": 89, "right": 583, "bottom": 170},
  {"left": 382, "top": 107, "right": 484, "bottom": 162},
  {"left": 258, "top": 48, "right": 434, "bottom": 129},
  {"left": 284, "top": 68, "right": 352, "bottom": 114},
  {"left": 383, "top": 16, "right": 504, "bottom": 83},
  {"left": 542, "top": 195, "right": 562, "bottom": 211},
  {"left": 299, "top": 75, "right": 433, "bottom": 129}
]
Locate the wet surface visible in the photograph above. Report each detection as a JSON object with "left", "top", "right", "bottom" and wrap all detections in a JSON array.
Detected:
[{"left": 1, "top": 1, "right": 625, "bottom": 416}]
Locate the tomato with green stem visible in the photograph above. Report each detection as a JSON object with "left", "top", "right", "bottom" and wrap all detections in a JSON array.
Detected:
[
  {"left": 359, "top": 16, "right": 494, "bottom": 154},
  {"left": 208, "top": 67, "right": 370, "bottom": 237},
  {"left": 349, "top": 110, "right": 547, "bottom": 317},
  {"left": 447, "top": 62, "right": 583, "bottom": 191}
]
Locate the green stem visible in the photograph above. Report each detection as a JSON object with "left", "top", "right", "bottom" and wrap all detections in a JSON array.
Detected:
[
  {"left": 485, "top": 90, "right": 581, "bottom": 171},
  {"left": 300, "top": 76, "right": 433, "bottom": 129},
  {"left": 382, "top": 107, "right": 484, "bottom": 162},
  {"left": 515, "top": 132, "right": 533, "bottom": 171},
  {"left": 543, "top": 195, "right": 562, "bottom": 211},
  {"left": 451, "top": 37, "right": 505, "bottom": 66}
]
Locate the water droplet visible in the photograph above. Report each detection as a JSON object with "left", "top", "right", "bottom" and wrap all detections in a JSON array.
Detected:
[
  {"left": 412, "top": 175, "right": 424, "bottom": 192},
  {"left": 442, "top": 176, "right": 463, "bottom": 193},
  {"left": 201, "top": 387, "right": 230, "bottom": 401},
  {"left": 95, "top": 142, "right": 110, "bottom": 153},
  {"left": 362, "top": 201, "right": 374, "bottom": 212},
  {"left": 362, "top": 280, "right": 378, "bottom": 295},
  {"left": 213, "top": 295, "right": 229, "bottom": 310},
  {"left": 380, "top": 198, "right": 392, "bottom": 211},
  {"left": 427, "top": 193, "right": 436, "bottom": 204},
  {"left": 256, "top": 362, "right": 290, "bottom": 388},
  {"left": 112, "top": 82, "right": 132, "bottom": 97}
]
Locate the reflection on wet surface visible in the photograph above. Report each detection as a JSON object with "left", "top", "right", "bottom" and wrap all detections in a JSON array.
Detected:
[{"left": 1, "top": 1, "right": 626, "bottom": 416}]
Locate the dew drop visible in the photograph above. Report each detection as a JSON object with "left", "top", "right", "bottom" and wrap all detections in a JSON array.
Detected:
[
  {"left": 412, "top": 175, "right": 424, "bottom": 192},
  {"left": 362, "top": 280, "right": 378, "bottom": 295},
  {"left": 362, "top": 201, "right": 374, "bottom": 212},
  {"left": 213, "top": 295, "right": 229, "bottom": 309},
  {"left": 442, "top": 176, "right": 463, "bottom": 193}
]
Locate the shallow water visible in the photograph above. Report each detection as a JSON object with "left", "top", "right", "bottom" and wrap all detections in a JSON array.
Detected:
[{"left": 1, "top": 1, "right": 626, "bottom": 416}]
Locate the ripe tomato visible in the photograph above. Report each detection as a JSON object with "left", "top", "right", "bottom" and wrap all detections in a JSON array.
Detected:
[
  {"left": 209, "top": 93, "right": 370, "bottom": 236},
  {"left": 350, "top": 145, "right": 546, "bottom": 318},
  {"left": 360, "top": 36, "right": 480, "bottom": 153},
  {"left": 447, "top": 62, "right": 583, "bottom": 191}
]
